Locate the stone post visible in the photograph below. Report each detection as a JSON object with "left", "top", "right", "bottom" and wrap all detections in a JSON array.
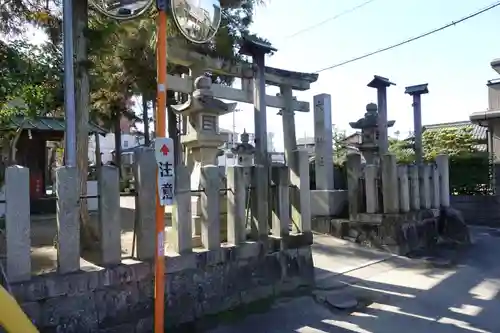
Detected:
[
  {"left": 55, "top": 166, "right": 80, "bottom": 273},
  {"left": 367, "top": 76, "right": 396, "bottom": 155},
  {"left": 134, "top": 147, "right": 156, "bottom": 260},
  {"left": 226, "top": 165, "right": 246, "bottom": 245},
  {"left": 408, "top": 165, "right": 420, "bottom": 211},
  {"left": 279, "top": 85, "right": 299, "bottom": 231},
  {"left": 364, "top": 164, "right": 379, "bottom": 213},
  {"left": 279, "top": 86, "right": 298, "bottom": 176},
  {"left": 435, "top": 154, "right": 450, "bottom": 207},
  {"left": 431, "top": 164, "right": 440, "bottom": 209},
  {"left": 405, "top": 84, "right": 429, "bottom": 165},
  {"left": 313, "top": 93, "right": 334, "bottom": 190},
  {"left": 347, "top": 153, "right": 362, "bottom": 219},
  {"left": 381, "top": 154, "right": 399, "bottom": 213},
  {"left": 98, "top": 165, "right": 121, "bottom": 265},
  {"left": 277, "top": 166, "right": 290, "bottom": 237},
  {"left": 397, "top": 165, "right": 410, "bottom": 213},
  {"left": 200, "top": 165, "right": 220, "bottom": 250},
  {"left": 419, "top": 164, "right": 431, "bottom": 209},
  {"left": 5, "top": 166, "right": 31, "bottom": 281},
  {"left": 298, "top": 150, "right": 311, "bottom": 233},
  {"left": 171, "top": 165, "right": 192, "bottom": 253}
]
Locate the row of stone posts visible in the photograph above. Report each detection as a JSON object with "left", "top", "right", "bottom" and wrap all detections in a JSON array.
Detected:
[
  {"left": 2, "top": 146, "right": 312, "bottom": 282},
  {"left": 347, "top": 153, "right": 450, "bottom": 217}
]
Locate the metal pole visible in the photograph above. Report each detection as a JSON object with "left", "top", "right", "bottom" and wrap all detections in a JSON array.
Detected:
[
  {"left": 154, "top": 5, "right": 167, "bottom": 332},
  {"left": 253, "top": 53, "right": 269, "bottom": 237},
  {"left": 63, "top": 0, "right": 76, "bottom": 167},
  {"left": 412, "top": 94, "right": 423, "bottom": 165}
]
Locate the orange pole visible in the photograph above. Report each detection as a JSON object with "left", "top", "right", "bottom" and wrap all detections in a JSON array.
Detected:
[{"left": 154, "top": 8, "right": 167, "bottom": 333}]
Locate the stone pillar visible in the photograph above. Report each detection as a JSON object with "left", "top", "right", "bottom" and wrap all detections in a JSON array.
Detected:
[
  {"left": 200, "top": 165, "right": 220, "bottom": 250},
  {"left": 5, "top": 166, "right": 30, "bottom": 282},
  {"left": 419, "top": 164, "right": 431, "bottom": 209},
  {"left": 431, "top": 164, "right": 440, "bottom": 209},
  {"left": 280, "top": 85, "right": 300, "bottom": 230},
  {"left": 381, "top": 154, "right": 399, "bottom": 213},
  {"left": 226, "top": 165, "right": 246, "bottom": 245},
  {"left": 298, "top": 150, "right": 311, "bottom": 233},
  {"left": 313, "top": 93, "right": 334, "bottom": 190},
  {"left": 134, "top": 147, "right": 156, "bottom": 260},
  {"left": 408, "top": 165, "right": 420, "bottom": 211},
  {"left": 435, "top": 154, "right": 450, "bottom": 207},
  {"left": 280, "top": 86, "right": 298, "bottom": 173},
  {"left": 171, "top": 165, "right": 192, "bottom": 253},
  {"left": 368, "top": 76, "right": 396, "bottom": 155},
  {"left": 347, "top": 153, "right": 362, "bottom": 219},
  {"left": 55, "top": 166, "right": 80, "bottom": 273},
  {"left": 98, "top": 165, "right": 121, "bottom": 265},
  {"left": 397, "top": 165, "right": 410, "bottom": 213},
  {"left": 276, "top": 166, "right": 290, "bottom": 237},
  {"left": 364, "top": 164, "right": 379, "bottom": 213}
]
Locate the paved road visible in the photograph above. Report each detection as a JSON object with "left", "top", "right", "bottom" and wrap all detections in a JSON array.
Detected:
[{"left": 210, "top": 227, "right": 500, "bottom": 333}]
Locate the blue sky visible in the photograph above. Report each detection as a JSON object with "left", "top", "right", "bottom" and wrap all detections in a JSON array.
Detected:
[{"left": 218, "top": 0, "right": 500, "bottom": 150}]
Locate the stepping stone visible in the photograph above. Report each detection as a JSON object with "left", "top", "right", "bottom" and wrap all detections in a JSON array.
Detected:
[
  {"left": 425, "top": 257, "right": 452, "bottom": 267},
  {"left": 315, "top": 278, "right": 347, "bottom": 291},
  {"left": 325, "top": 293, "right": 359, "bottom": 310}
]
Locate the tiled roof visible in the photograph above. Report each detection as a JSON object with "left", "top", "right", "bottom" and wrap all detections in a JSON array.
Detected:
[
  {"left": 422, "top": 121, "right": 487, "bottom": 142},
  {"left": 5, "top": 116, "right": 107, "bottom": 135}
]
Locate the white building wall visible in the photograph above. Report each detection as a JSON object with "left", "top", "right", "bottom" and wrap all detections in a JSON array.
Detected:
[{"left": 88, "top": 133, "right": 144, "bottom": 164}]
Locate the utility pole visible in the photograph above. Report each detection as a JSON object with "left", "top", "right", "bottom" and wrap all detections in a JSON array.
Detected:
[{"left": 62, "top": 0, "right": 76, "bottom": 167}]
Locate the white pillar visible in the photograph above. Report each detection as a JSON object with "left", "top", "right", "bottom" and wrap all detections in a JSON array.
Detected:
[
  {"left": 226, "top": 165, "right": 246, "bottom": 245},
  {"left": 98, "top": 165, "right": 121, "bottom": 265},
  {"left": 55, "top": 166, "right": 80, "bottom": 273},
  {"left": 419, "top": 164, "right": 431, "bottom": 209},
  {"left": 364, "top": 165, "right": 379, "bottom": 213},
  {"left": 171, "top": 165, "right": 193, "bottom": 253},
  {"left": 408, "top": 165, "right": 420, "bottom": 210},
  {"left": 5, "top": 166, "right": 31, "bottom": 282},
  {"left": 200, "top": 165, "right": 220, "bottom": 249},
  {"left": 381, "top": 154, "right": 399, "bottom": 213},
  {"left": 435, "top": 154, "right": 450, "bottom": 207},
  {"left": 313, "top": 93, "right": 334, "bottom": 190},
  {"left": 431, "top": 164, "right": 440, "bottom": 209},
  {"left": 397, "top": 165, "right": 410, "bottom": 213}
]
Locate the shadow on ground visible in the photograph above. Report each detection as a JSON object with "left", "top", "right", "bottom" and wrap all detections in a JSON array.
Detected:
[
  {"left": 208, "top": 228, "right": 500, "bottom": 333},
  {"left": 1, "top": 196, "right": 177, "bottom": 275}
]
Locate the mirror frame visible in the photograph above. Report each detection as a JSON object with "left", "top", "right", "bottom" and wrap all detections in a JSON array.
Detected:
[
  {"left": 170, "top": 0, "right": 222, "bottom": 44},
  {"left": 89, "top": 0, "right": 155, "bottom": 21}
]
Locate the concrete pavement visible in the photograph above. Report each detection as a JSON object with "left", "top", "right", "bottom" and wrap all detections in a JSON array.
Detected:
[{"left": 209, "top": 227, "right": 500, "bottom": 333}]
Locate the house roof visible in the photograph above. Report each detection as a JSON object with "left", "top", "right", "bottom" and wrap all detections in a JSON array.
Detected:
[
  {"left": 421, "top": 120, "right": 487, "bottom": 142},
  {"left": 297, "top": 132, "right": 361, "bottom": 146},
  {"left": 5, "top": 116, "right": 108, "bottom": 135}
]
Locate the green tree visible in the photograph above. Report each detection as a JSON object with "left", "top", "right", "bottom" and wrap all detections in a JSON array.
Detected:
[
  {"left": 0, "top": 39, "right": 62, "bottom": 164},
  {"left": 1, "top": 0, "right": 269, "bottom": 250}
]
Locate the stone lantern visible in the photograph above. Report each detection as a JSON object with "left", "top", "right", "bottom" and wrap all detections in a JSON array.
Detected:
[
  {"left": 172, "top": 76, "right": 237, "bottom": 169},
  {"left": 171, "top": 75, "right": 236, "bottom": 240},
  {"left": 231, "top": 130, "right": 255, "bottom": 167},
  {"left": 349, "top": 103, "right": 395, "bottom": 165}
]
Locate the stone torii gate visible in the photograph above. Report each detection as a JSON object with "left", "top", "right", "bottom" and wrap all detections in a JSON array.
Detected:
[{"left": 165, "top": 43, "right": 319, "bottom": 238}]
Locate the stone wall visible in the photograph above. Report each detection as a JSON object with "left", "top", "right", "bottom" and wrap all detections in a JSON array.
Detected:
[
  {"left": 11, "top": 241, "right": 314, "bottom": 333},
  {"left": 451, "top": 195, "right": 500, "bottom": 227}
]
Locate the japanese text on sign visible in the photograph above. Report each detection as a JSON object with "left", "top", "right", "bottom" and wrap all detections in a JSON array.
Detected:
[{"left": 154, "top": 137, "right": 175, "bottom": 206}]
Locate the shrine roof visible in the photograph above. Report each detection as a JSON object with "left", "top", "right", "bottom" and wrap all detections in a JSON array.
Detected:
[{"left": 4, "top": 116, "right": 107, "bottom": 135}]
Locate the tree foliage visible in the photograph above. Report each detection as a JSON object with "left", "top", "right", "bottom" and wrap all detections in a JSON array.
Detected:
[
  {"left": 389, "top": 127, "right": 490, "bottom": 195},
  {"left": 1, "top": 0, "right": 269, "bottom": 249}
]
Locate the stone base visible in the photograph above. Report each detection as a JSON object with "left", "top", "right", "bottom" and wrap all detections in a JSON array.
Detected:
[
  {"left": 12, "top": 241, "right": 314, "bottom": 333},
  {"left": 312, "top": 208, "right": 471, "bottom": 256}
]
